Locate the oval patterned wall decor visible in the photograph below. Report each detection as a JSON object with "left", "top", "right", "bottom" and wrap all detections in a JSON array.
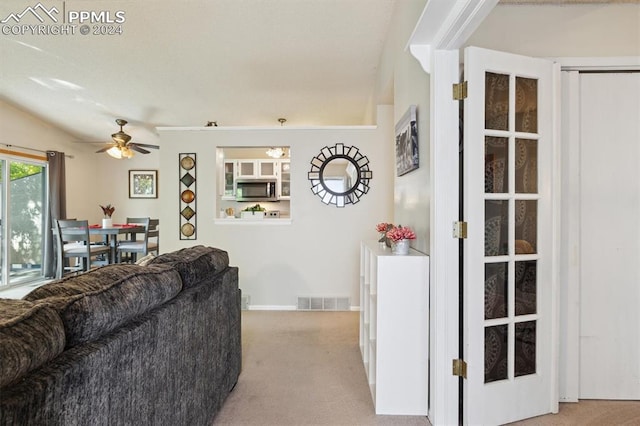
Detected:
[{"left": 181, "top": 189, "right": 195, "bottom": 204}]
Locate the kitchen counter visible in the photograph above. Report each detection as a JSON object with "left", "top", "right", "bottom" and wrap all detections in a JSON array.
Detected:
[{"left": 214, "top": 217, "right": 292, "bottom": 225}]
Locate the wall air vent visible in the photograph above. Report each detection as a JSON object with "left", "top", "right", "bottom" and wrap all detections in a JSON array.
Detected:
[{"left": 297, "top": 296, "right": 350, "bottom": 311}]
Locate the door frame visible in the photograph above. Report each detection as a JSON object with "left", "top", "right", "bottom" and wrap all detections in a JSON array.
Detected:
[
  {"left": 409, "top": 1, "right": 499, "bottom": 424},
  {"left": 557, "top": 56, "right": 640, "bottom": 403},
  {"left": 409, "top": 0, "right": 639, "bottom": 422}
]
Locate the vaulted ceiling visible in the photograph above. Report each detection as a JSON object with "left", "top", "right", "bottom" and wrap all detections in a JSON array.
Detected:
[
  {"left": 0, "top": 0, "right": 633, "bottom": 147},
  {"left": 0, "top": 0, "right": 395, "bottom": 146}
]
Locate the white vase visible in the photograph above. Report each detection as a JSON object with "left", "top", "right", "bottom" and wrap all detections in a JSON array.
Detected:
[
  {"left": 392, "top": 239, "right": 410, "bottom": 255},
  {"left": 102, "top": 218, "right": 113, "bottom": 228}
]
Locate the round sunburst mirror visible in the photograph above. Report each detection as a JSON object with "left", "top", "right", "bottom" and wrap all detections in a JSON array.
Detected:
[{"left": 308, "top": 143, "right": 372, "bottom": 207}]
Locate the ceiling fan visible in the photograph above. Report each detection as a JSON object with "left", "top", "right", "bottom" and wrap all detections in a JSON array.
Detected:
[{"left": 96, "top": 119, "right": 159, "bottom": 159}]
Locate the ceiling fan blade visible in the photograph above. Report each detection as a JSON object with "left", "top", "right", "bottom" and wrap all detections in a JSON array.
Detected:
[
  {"left": 96, "top": 144, "right": 115, "bottom": 153},
  {"left": 129, "top": 144, "right": 151, "bottom": 154},
  {"left": 132, "top": 143, "right": 159, "bottom": 149},
  {"left": 73, "top": 140, "right": 109, "bottom": 144}
]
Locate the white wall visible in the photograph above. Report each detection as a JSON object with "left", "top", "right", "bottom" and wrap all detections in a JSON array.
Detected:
[
  {"left": 158, "top": 105, "right": 394, "bottom": 308},
  {"left": 466, "top": 4, "right": 639, "bottom": 57},
  {"left": 0, "top": 100, "right": 98, "bottom": 219},
  {"left": 370, "top": 0, "right": 431, "bottom": 255},
  {"left": 0, "top": 100, "right": 163, "bottom": 225}
]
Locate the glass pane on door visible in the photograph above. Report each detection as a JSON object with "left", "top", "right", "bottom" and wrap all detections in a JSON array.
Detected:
[
  {"left": 0, "top": 160, "right": 46, "bottom": 286},
  {"left": 485, "top": 324, "right": 508, "bottom": 383},
  {"left": 515, "top": 321, "right": 536, "bottom": 377},
  {"left": 485, "top": 262, "right": 508, "bottom": 320},
  {"left": 515, "top": 260, "right": 537, "bottom": 316},
  {"left": 485, "top": 136, "right": 508, "bottom": 193},
  {"left": 483, "top": 70, "right": 540, "bottom": 383},
  {"left": 485, "top": 72, "right": 509, "bottom": 131},
  {"left": 515, "top": 139, "right": 537, "bottom": 194},
  {"left": 515, "top": 200, "right": 537, "bottom": 254},
  {"left": 515, "top": 77, "right": 538, "bottom": 133},
  {"left": 485, "top": 200, "right": 508, "bottom": 256}
]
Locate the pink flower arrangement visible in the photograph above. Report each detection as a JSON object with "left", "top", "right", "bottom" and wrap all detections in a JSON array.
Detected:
[
  {"left": 376, "top": 222, "right": 393, "bottom": 233},
  {"left": 386, "top": 225, "right": 417, "bottom": 243}
]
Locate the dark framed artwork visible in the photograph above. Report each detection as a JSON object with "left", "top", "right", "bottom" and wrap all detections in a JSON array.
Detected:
[
  {"left": 129, "top": 170, "right": 158, "bottom": 198},
  {"left": 395, "top": 105, "right": 418, "bottom": 176}
]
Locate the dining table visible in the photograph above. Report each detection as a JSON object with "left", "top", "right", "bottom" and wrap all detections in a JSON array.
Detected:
[{"left": 89, "top": 223, "right": 145, "bottom": 264}]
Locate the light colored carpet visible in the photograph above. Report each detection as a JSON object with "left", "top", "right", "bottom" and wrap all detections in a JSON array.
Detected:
[
  {"left": 213, "top": 311, "right": 640, "bottom": 426},
  {"left": 212, "top": 311, "right": 430, "bottom": 426},
  {"left": 507, "top": 400, "right": 640, "bottom": 425}
]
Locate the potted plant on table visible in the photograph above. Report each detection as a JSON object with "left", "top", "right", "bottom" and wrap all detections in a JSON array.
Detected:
[
  {"left": 100, "top": 204, "right": 115, "bottom": 228},
  {"left": 386, "top": 225, "right": 416, "bottom": 255},
  {"left": 376, "top": 222, "right": 394, "bottom": 248},
  {"left": 240, "top": 204, "right": 266, "bottom": 220}
]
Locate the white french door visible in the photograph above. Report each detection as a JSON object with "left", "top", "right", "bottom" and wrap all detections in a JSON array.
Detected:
[{"left": 462, "top": 47, "right": 558, "bottom": 425}]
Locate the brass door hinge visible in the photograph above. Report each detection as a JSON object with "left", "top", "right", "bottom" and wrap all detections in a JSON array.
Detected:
[
  {"left": 453, "top": 81, "right": 468, "bottom": 100},
  {"left": 453, "top": 221, "right": 467, "bottom": 239},
  {"left": 453, "top": 359, "right": 467, "bottom": 378}
]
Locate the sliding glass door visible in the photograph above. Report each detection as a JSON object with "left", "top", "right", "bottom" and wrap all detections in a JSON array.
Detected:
[{"left": 0, "top": 157, "right": 47, "bottom": 287}]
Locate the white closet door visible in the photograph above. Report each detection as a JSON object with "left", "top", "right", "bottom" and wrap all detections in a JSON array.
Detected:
[{"left": 579, "top": 72, "right": 640, "bottom": 399}]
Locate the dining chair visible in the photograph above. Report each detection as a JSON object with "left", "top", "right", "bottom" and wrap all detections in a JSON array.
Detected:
[
  {"left": 147, "top": 219, "right": 159, "bottom": 255},
  {"left": 116, "top": 217, "right": 150, "bottom": 263},
  {"left": 54, "top": 219, "right": 111, "bottom": 279}
]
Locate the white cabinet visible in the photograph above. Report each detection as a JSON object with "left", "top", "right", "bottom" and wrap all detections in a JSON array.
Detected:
[
  {"left": 224, "top": 159, "right": 287, "bottom": 202},
  {"left": 222, "top": 161, "right": 236, "bottom": 199},
  {"left": 258, "top": 160, "right": 278, "bottom": 178},
  {"left": 237, "top": 160, "right": 257, "bottom": 178},
  {"left": 359, "top": 240, "right": 429, "bottom": 415},
  {"left": 236, "top": 160, "right": 279, "bottom": 179},
  {"left": 278, "top": 160, "right": 291, "bottom": 199}
]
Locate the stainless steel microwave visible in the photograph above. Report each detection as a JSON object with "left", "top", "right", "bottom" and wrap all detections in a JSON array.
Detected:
[{"left": 236, "top": 179, "right": 277, "bottom": 202}]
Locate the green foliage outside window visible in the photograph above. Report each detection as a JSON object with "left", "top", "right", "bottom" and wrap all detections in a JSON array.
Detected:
[{"left": 9, "top": 163, "right": 42, "bottom": 181}]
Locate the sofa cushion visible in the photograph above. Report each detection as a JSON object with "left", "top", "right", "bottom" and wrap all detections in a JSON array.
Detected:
[
  {"left": 135, "top": 253, "right": 156, "bottom": 266},
  {"left": 148, "top": 245, "right": 229, "bottom": 289},
  {"left": 24, "top": 264, "right": 182, "bottom": 347},
  {"left": 0, "top": 299, "right": 66, "bottom": 387}
]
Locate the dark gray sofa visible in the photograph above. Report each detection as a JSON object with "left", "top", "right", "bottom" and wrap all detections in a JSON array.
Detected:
[{"left": 0, "top": 245, "right": 241, "bottom": 426}]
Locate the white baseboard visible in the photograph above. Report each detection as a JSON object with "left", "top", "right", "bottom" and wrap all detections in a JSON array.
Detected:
[
  {"left": 247, "top": 305, "right": 297, "bottom": 311},
  {"left": 247, "top": 305, "right": 361, "bottom": 311}
]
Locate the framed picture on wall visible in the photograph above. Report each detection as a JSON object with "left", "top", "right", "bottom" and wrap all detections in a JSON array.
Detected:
[
  {"left": 395, "top": 105, "right": 419, "bottom": 176},
  {"left": 129, "top": 170, "right": 158, "bottom": 198}
]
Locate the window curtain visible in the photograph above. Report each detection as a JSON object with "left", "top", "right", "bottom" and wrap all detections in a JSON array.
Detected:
[{"left": 43, "top": 151, "right": 66, "bottom": 278}]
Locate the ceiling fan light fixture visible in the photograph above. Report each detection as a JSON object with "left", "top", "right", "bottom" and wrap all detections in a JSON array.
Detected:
[
  {"left": 266, "top": 147, "right": 285, "bottom": 158},
  {"left": 100, "top": 118, "right": 159, "bottom": 159},
  {"left": 122, "top": 146, "right": 134, "bottom": 159},
  {"left": 106, "top": 145, "right": 134, "bottom": 159},
  {"left": 265, "top": 118, "right": 288, "bottom": 158},
  {"left": 106, "top": 146, "right": 124, "bottom": 159}
]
